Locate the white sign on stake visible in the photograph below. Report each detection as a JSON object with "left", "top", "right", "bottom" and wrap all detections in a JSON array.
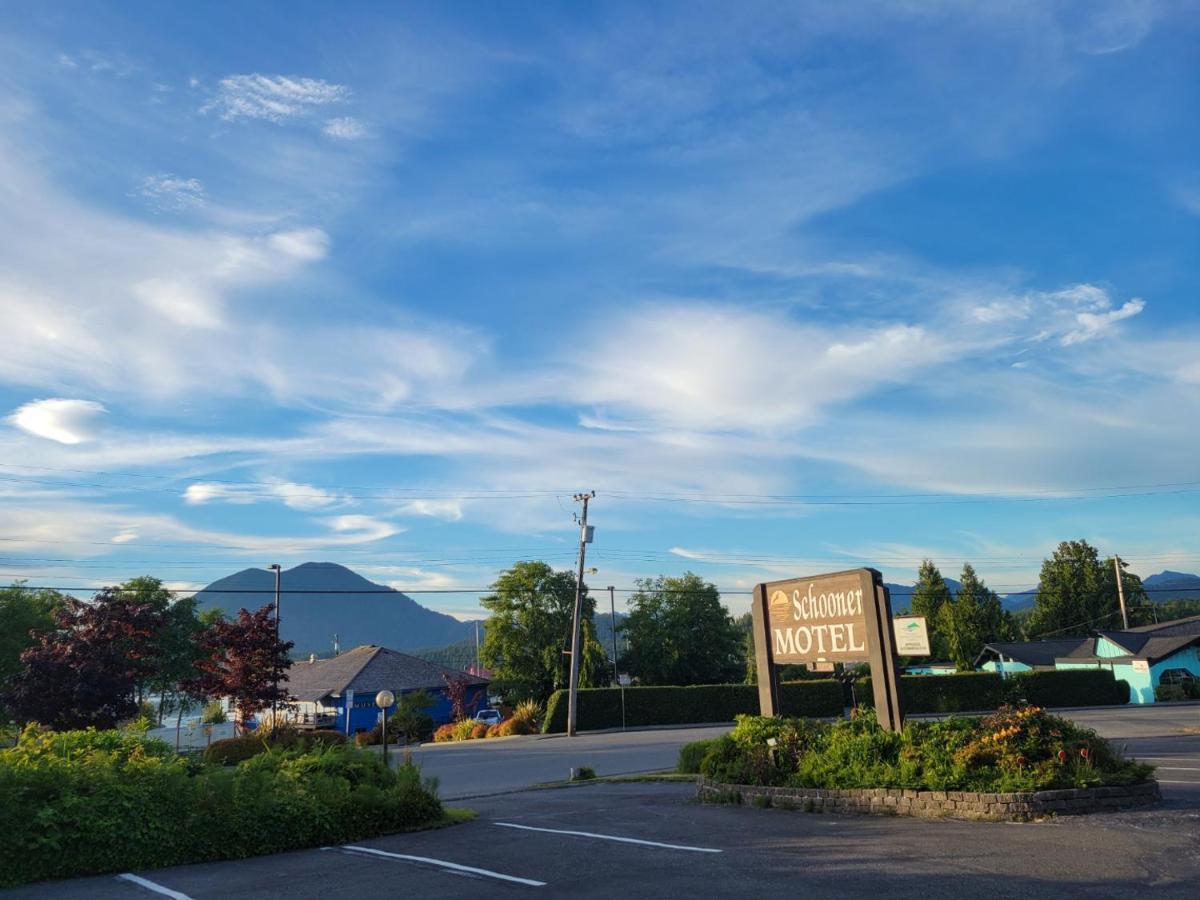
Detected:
[{"left": 893, "top": 616, "right": 931, "bottom": 656}]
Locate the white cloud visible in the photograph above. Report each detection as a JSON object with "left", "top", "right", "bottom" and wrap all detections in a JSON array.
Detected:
[
  {"left": 322, "top": 514, "right": 400, "bottom": 542},
  {"left": 1061, "top": 298, "right": 1145, "bottom": 346},
  {"left": 9, "top": 398, "right": 107, "bottom": 444},
  {"left": 135, "top": 174, "right": 205, "bottom": 212},
  {"left": 397, "top": 499, "right": 464, "bottom": 521},
  {"left": 267, "top": 227, "right": 329, "bottom": 261},
  {"left": 134, "top": 278, "right": 224, "bottom": 329},
  {"left": 184, "top": 479, "right": 346, "bottom": 511},
  {"left": 566, "top": 305, "right": 945, "bottom": 431},
  {"left": 204, "top": 74, "right": 349, "bottom": 122},
  {"left": 669, "top": 546, "right": 707, "bottom": 560},
  {"left": 970, "top": 284, "right": 1145, "bottom": 347},
  {"left": 323, "top": 117, "right": 367, "bottom": 140}
]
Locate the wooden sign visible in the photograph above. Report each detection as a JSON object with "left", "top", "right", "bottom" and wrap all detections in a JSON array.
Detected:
[{"left": 752, "top": 567, "right": 904, "bottom": 731}]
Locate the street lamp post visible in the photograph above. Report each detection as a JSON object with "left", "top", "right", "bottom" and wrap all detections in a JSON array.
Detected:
[
  {"left": 268, "top": 564, "right": 281, "bottom": 728},
  {"left": 375, "top": 690, "right": 395, "bottom": 768}
]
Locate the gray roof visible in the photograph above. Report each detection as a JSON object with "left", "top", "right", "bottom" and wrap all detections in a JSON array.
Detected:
[
  {"left": 977, "top": 639, "right": 1089, "bottom": 668},
  {"left": 981, "top": 632, "right": 1200, "bottom": 670},
  {"left": 285, "top": 644, "right": 488, "bottom": 703},
  {"left": 1123, "top": 614, "right": 1200, "bottom": 636}
]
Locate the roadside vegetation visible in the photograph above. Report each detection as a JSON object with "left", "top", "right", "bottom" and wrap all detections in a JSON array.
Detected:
[
  {"left": 433, "top": 699, "right": 542, "bottom": 742},
  {"left": 0, "top": 724, "right": 447, "bottom": 889},
  {"left": 677, "top": 706, "right": 1154, "bottom": 794}
]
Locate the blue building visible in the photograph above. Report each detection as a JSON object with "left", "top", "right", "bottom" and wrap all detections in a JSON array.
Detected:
[
  {"left": 976, "top": 615, "right": 1200, "bottom": 704},
  {"left": 285, "top": 644, "right": 490, "bottom": 734}
]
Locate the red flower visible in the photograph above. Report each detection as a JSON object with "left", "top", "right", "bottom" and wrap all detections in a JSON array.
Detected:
[
  {"left": 1080, "top": 747, "right": 1090, "bottom": 760},
  {"left": 1057, "top": 750, "right": 1068, "bottom": 762},
  {"left": 1016, "top": 756, "right": 1027, "bottom": 767}
]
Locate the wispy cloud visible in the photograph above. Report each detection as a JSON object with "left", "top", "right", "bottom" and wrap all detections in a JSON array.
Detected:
[
  {"left": 323, "top": 116, "right": 367, "bottom": 139},
  {"left": 203, "top": 74, "right": 349, "bottom": 122},
  {"left": 184, "top": 479, "right": 348, "bottom": 511},
  {"left": 134, "top": 173, "right": 205, "bottom": 212}
]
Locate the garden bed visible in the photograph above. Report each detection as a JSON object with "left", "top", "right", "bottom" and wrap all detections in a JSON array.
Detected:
[
  {"left": 696, "top": 777, "right": 1160, "bottom": 821},
  {"left": 678, "top": 705, "right": 1159, "bottom": 822}
]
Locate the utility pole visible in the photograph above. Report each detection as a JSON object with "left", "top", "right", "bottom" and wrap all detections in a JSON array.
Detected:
[
  {"left": 609, "top": 585, "right": 626, "bottom": 732},
  {"left": 566, "top": 491, "right": 595, "bottom": 737},
  {"left": 1114, "top": 555, "right": 1129, "bottom": 630}
]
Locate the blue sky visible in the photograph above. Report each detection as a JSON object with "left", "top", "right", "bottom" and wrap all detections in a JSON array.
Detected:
[{"left": 1, "top": 1, "right": 1198, "bottom": 619}]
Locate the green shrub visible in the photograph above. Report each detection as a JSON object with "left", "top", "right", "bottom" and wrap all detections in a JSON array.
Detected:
[
  {"left": 542, "top": 681, "right": 843, "bottom": 733},
  {"left": 1155, "top": 683, "right": 1187, "bottom": 702},
  {"left": 201, "top": 701, "right": 228, "bottom": 725},
  {"left": 1115, "top": 679, "right": 1132, "bottom": 704},
  {"left": 204, "top": 727, "right": 347, "bottom": 764},
  {"left": 0, "top": 730, "right": 442, "bottom": 888},
  {"left": 1007, "top": 669, "right": 1124, "bottom": 708},
  {"left": 695, "top": 707, "right": 1152, "bottom": 794},
  {"left": 571, "top": 765, "right": 596, "bottom": 781},
  {"left": 677, "top": 737, "right": 722, "bottom": 774}
]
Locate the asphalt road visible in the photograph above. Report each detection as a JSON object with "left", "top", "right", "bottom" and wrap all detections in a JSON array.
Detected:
[
  {"left": 408, "top": 703, "right": 1200, "bottom": 801},
  {"left": 15, "top": 781, "right": 1200, "bottom": 899}
]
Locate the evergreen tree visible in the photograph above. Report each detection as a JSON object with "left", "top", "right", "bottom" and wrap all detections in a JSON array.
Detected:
[
  {"left": 1027, "top": 540, "right": 1110, "bottom": 637},
  {"left": 910, "top": 560, "right": 954, "bottom": 660},
  {"left": 939, "top": 563, "right": 1011, "bottom": 670}
]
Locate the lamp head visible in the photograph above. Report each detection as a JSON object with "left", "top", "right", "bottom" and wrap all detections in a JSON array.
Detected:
[{"left": 375, "top": 690, "right": 395, "bottom": 709}]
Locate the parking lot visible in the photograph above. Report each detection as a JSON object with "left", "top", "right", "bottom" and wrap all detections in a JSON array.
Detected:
[
  {"left": 15, "top": 779, "right": 1200, "bottom": 899},
  {"left": 10, "top": 704, "right": 1200, "bottom": 898}
]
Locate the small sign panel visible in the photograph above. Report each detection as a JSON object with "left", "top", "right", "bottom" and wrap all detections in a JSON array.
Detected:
[
  {"left": 1132, "top": 659, "right": 1149, "bottom": 672},
  {"left": 893, "top": 616, "right": 931, "bottom": 656}
]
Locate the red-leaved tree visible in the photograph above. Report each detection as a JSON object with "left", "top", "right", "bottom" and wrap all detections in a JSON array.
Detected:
[
  {"left": 186, "top": 604, "right": 293, "bottom": 730},
  {"left": 441, "top": 672, "right": 480, "bottom": 723},
  {"left": 3, "top": 588, "right": 166, "bottom": 729}
]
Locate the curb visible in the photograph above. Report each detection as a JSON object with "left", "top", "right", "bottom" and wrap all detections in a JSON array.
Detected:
[{"left": 696, "top": 776, "right": 1162, "bottom": 822}]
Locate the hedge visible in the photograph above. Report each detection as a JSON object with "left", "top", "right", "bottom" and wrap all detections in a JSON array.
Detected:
[
  {"left": 856, "top": 672, "right": 1008, "bottom": 714},
  {"left": 1006, "top": 669, "right": 1127, "bottom": 708},
  {"left": 856, "top": 669, "right": 1127, "bottom": 714},
  {"left": 0, "top": 726, "right": 442, "bottom": 888},
  {"left": 542, "top": 681, "right": 844, "bottom": 733}
]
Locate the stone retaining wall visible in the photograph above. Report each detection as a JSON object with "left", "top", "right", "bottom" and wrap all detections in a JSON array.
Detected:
[{"left": 696, "top": 777, "right": 1160, "bottom": 821}]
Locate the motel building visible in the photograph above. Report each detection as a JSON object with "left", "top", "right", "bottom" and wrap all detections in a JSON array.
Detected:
[
  {"left": 975, "top": 615, "right": 1200, "bottom": 704},
  {"left": 283, "top": 644, "right": 490, "bottom": 734}
]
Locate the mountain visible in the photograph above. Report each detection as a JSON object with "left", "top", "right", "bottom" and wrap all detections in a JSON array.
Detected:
[
  {"left": 193, "top": 562, "right": 476, "bottom": 654},
  {"left": 885, "top": 578, "right": 1038, "bottom": 611},
  {"left": 884, "top": 578, "right": 962, "bottom": 610},
  {"left": 1143, "top": 570, "right": 1200, "bottom": 599}
]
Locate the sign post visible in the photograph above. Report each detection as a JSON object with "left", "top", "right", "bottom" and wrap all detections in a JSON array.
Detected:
[{"left": 751, "top": 567, "right": 904, "bottom": 731}]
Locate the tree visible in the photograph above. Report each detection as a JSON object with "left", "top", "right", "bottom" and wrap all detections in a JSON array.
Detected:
[
  {"left": 910, "top": 560, "right": 954, "bottom": 660},
  {"left": 2, "top": 588, "right": 166, "bottom": 729},
  {"left": 938, "top": 564, "right": 1014, "bottom": 671},
  {"left": 1027, "top": 540, "right": 1111, "bottom": 638},
  {"left": 186, "top": 604, "right": 293, "bottom": 729},
  {"left": 441, "top": 672, "right": 481, "bottom": 723},
  {"left": 620, "top": 573, "right": 744, "bottom": 686},
  {"left": 0, "top": 583, "right": 65, "bottom": 714},
  {"left": 479, "top": 561, "right": 606, "bottom": 705}
]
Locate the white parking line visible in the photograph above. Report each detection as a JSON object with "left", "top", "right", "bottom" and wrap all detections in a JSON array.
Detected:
[
  {"left": 1155, "top": 766, "right": 1200, "bottom": 771},
  {"left": 494, "top": 822, "right": 722, "bottom": 853},
  {"left": 339, "top": 845, "right": 546, "bottom": 887},
  {"left": 1158, "top": 780, "right": 1200, "bottom": 785},
  {"left": 115, "top": 873, "right": 193, "bottom": 899}
]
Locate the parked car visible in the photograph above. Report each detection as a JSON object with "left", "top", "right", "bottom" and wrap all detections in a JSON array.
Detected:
[{"left": 474, "top": 709, "right": 503, "bottom": 726}]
